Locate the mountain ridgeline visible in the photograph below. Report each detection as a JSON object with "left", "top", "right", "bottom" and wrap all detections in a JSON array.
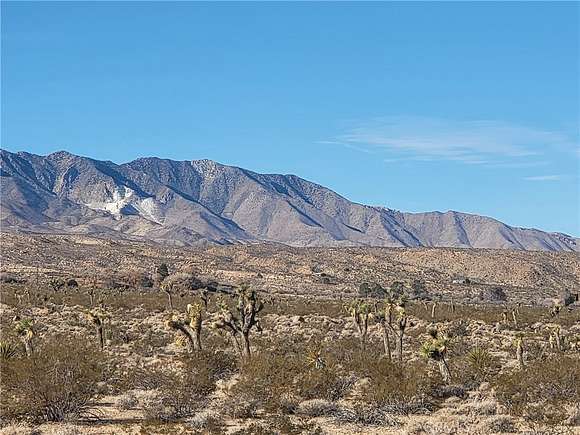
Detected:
[{"left": 1, "top": 150, "right": 577, "bottom": 251}]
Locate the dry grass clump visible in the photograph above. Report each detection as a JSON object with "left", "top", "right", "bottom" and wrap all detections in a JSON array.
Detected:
[
  {"left": 475, "top": 415, "right": 516, "bottom": 433},
  {"left": 220, "top": 390, "right": 262, "bottom": 419},
  {"left": 0, "top": 337, "right": 104, "bottom": 423},
  {"left": 114, "top": 390, "right": 139, "bottom": 410},
  {"left": 231, "top": 414, "right": 323, "bottom": 435},
  {"left": 296, "top": 399, "right": 339, "bottom": 417},
  {"left": 187, "top": 409, "right": 226, "bottom": 433},
  {"left": 334, "top": 404, "right": 401, "bottom": 427}
]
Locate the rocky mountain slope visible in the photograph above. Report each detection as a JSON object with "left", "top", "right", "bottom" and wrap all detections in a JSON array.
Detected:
[{"left": 1, "top": 149, "right": 578, "bottom": 251}]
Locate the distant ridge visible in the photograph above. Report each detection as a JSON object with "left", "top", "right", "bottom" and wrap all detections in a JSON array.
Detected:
[{"left": 1, "top": 149, "right": 577, "bottom": 252}]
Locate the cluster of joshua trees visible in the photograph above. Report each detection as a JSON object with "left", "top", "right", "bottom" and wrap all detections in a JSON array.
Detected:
[{"left": 3, "top": 265, "right": 576, "bottom": 385}]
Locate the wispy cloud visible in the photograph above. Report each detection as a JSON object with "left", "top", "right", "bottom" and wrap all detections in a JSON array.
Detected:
[
  {"left": 325, "top": 116, "right": 576, "bottom": 166},
  {"left": 523, "top": 175, "right": 564, "bottom": 181}
]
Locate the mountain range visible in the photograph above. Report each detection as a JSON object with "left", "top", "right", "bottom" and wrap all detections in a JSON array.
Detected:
[{"left": 1, "top": 149, "right": 577, "bottom": 252}]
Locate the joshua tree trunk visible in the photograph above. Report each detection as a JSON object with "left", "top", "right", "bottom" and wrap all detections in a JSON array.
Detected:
[
  {"left": 97, "top": 325, "right": 104, "bottom": 350},
  {"left": 169, "top": 321, "right": 202, "bottom": 352},
  {"left": 381, "top": 323, "right": 392, "bottom": 361},
  {"left": 165, "top": 291, "right": 173, "bottom": 310},
  {"left": 230, "top": 334, "right": 242, "bottom": 356},
  {"left": 554, "top": 329, "right": 562, "bottom": 351},
  {"left": 438, "top": 358, "right": 451, "bottom": 382},
  {"left": 516, "top": 339, "right": 524, "bottom": 369},
  {"left": 242, "top": 331, "right": 251, "bottom": 358},
  {"left": 357, "top": 320, "right": 368, "bottom": 350},
  {"left": 396, "top": 332, "right": 403, "bottom": 362},
  {"left": 23, "top": 338, "right": 33, "bottom": 357}
]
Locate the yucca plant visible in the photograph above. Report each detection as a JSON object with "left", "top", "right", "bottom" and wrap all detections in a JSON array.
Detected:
[
  {"left": 420, "top": 329, "right": 451, "bottom": 382},
  {"left": 467, "top": 346, "right": 494, "bottom": 380},
  {"left": 0, "top": 341, "right": 19, "bottom": 359},
  {"left": 305, "top": 342, "right": 326, "bottom": 369},
  {"left": 15, "top": 318, "right": 35, "bottom": 356}
]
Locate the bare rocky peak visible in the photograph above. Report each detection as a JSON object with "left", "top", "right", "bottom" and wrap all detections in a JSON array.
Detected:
[{"left": 1, "top": 149, "right": 578, "bottom": 251}]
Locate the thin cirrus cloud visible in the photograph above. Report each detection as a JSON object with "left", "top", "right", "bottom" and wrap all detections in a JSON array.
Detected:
[
  {"left": 322, "top": 116, "right": 575, "bottom": 166},
  {"left": 523, "top": 175, "right": 564, "bottom": 181}
]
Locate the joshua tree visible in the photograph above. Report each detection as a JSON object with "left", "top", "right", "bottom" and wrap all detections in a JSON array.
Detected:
[
  {"left": 374, "top": 302, "right": 393, "bottom": 361},
  {"left": 420, "top": 328, "right": 451, "bottom": 383},
  {"left": 15, "top": 318, "right": 35, "bottom": 356},
  {"left": 161, "top": 280, "right": 175, "bottom": 311},
  {"left": 213, "top": 284, "right": 264, "bottom": 359},
  {"left": 511, "top": 309, "right": 518, "bottom": 327},
  {"left": 87, "top": 287, "right": 96, "bottom": 307},
  {"left": 87, "top": 308, "right": 109, "bottom": 350},
  {"left": 431, "top": 302, "right": 437, "bottom": 319},
  {"left": 200, "top": 288, "right": 209, "bottom": 309},
  {"left": 502, "top": 311, "right": 509, "bottom": 324},
  {"left": 515, "top": 335, "right": 525, "bottom": 369},
  {"left": 374, "top": 287, "right": 407, "bottom": 361},
  {"left": 394, "top": 304, "right": 408, "bottom": 363},
  {"left": 346, "top": 299, "right": 372, "bottom": 349},
  {"left": 166, "top": 302, "right": 203, "bottom": 352},
  {"left": 551, "top": 325, "right": 563, "bottom": 351}
]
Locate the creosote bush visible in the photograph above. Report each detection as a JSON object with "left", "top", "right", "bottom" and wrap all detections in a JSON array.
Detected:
[
  {"left": 137, "top": 350, "right": 236, "bottom": 421},
  {"left": 0, "top": 337, "right": 105, "bottom": 422},
  {"left": 493, "top": 355, "right": 580, "bottom": 424}
]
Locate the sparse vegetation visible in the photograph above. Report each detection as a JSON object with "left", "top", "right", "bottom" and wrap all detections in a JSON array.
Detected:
[{"left": 0, "top": 233, "right": 578, "bottom": 433}]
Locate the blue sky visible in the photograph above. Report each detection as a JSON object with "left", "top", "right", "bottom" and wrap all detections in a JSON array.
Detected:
[{"left": 2, "top": 2, "right": 579, "bottom": 235}]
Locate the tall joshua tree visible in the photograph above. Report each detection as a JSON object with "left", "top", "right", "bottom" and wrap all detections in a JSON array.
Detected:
[
  {"left": 420, "top": 328, "right": 451, "bottom": 382},
  {"left": 514, "top": 335, "right": 525, "bottom": 369},
  {"left": 394, "top": 304, "right": 408, "bottom": 363},
  {"left": 346, "top": 299, "right": 372, "bottom": 350},
  {"left": 213, "top": 284, "right": 263, "bottom": 359},
  {"left": 374, "top": 287, "right": 407, "bottom": 361},
  {"left": 374, "top": 301, "right": 394, "bottom": 361},
  {"left": 166, "top": 302, "right": 203, "bottom": 352},
  {"left": 87, "top": 308, "right": 109, "bottom": 350},
  {"left": 15, "top": 318, "right": 35, "bottom": 357},
  {"left": 161, "top": 280, "right": 175, "bottom": 311}
]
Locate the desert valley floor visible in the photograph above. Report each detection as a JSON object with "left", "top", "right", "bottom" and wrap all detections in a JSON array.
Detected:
[{"left": 0, "top": 232, "right": 579, "bottom": 434}]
